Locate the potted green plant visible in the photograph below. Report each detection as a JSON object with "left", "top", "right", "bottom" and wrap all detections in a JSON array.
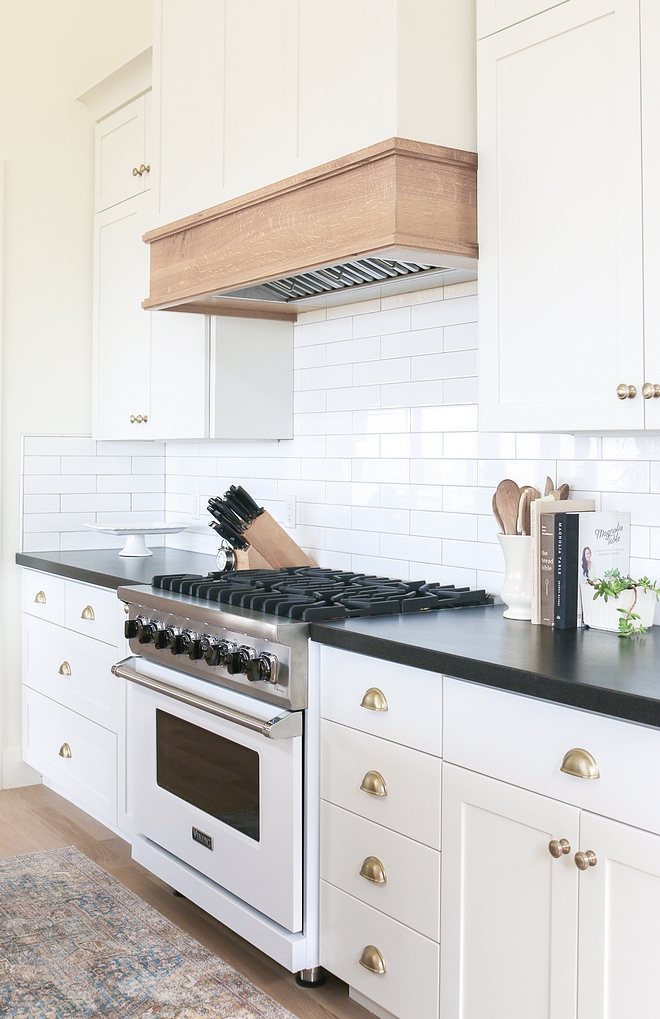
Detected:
[{"left": 582, "top": 569, "right": 660, "bottom": 636}]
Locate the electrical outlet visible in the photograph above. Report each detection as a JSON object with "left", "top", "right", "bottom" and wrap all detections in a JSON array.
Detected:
[{"left": 285, "top": 495, "right": 296, "bottom": 528}]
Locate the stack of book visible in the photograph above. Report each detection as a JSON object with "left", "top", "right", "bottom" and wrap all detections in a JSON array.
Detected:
[{"left": 531, "top": 502, "right": 631, "bottom": 628}]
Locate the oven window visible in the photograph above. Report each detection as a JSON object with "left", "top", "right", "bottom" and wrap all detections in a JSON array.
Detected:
[{"left": 156, "top": 710, "right": 260, "bottom": 841}]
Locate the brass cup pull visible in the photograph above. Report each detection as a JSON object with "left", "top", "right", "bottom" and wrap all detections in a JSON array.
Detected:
[
  {"left": 58, "top": 661, "right": 71, "bottom": 677},
  {"left": 575, "top": 850, "right": 598, "bottom": 871},
  {"left": 361, "top": 687, "right": 388, "bottom": 712},
  {"left": 360, "top": 770, "right": 387, "bottom": 797},
  {"left": 560, "top": 748, "right": 600, "bottom": 779},
  {"left": 616, "top": 383, "right": 637, "bottom": 400},
  {"left": 359, "top": 945, "right": 386, "bottom": 975},
  {"left": 81, "top": 605, "right": 95, "bottom": 621},
  {"left": 642, "top": 383, "right": 660, "bottom": 399},
  {"left": 34, "top": 590, "right": 47, "bottom": 604},
  {"left": 548, "top": 838, "right": 571, "bottom": 858},
  {"left": 359, "top": 856, "right": 387, "bottom": 884},
  {"left": 58, "top": 743, "right": 72, "bottom": 759}
]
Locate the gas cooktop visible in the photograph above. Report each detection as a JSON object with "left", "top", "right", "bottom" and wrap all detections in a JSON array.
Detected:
[{"left": 152, "top": 567, "right": 493, "bottom": 623}]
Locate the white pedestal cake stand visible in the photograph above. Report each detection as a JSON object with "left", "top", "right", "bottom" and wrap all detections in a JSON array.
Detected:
[{"left": 84, "top": 523, "right": 187, "bottom": 557}]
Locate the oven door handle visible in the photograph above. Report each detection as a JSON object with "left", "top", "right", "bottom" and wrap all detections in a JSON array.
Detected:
[{"left": 111, "top": 659, "right": 303, "bottom": 739}]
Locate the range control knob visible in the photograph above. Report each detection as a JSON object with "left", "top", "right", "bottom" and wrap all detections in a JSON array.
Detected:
[
  {"left": 137, "top": 621, "right": 156, "bottom": 644},
  {"left": 153, "top": 628, "right": 169, "bottom": 650},
  {"left": 167, "top": 628, "right": 186, "bottom": 655},
  {"left": 248, "top": 653, "right": 279, "bottom": 684},
  {"left": 205, "top": 640, "right": 236, "bottom": 667},
  {"left": 226, "top": 645, "right": 256, "bottom": 675},
  {"left": 124, "top": 619, "right": 139, "bottom": 639},
  {"left": 188, "top": 635, "right": 211, "bottom": 661}
]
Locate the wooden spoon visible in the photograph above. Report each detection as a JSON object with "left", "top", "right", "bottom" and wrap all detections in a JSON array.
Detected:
[
  {"left": 492, "top": 493, "right": 505, "bottom": 534},
  {"left": 518, "top": 488, "right": 533, "bottom": 535},
  {"left": 520, "top": 485, "right": 541, "bottom": 502},
  {"left": 544, "top": 476, "right": 555, "bottom": 497},
  {"left": 495, "top": 480, "right": 521, "bottom": 535},
  {"left": 554, "top": 483, "right": 570, "bottom": 500}
]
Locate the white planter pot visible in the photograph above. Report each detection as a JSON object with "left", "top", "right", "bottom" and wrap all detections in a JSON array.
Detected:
[
  {"left": 580, "top": 583, "right": 657, "bottom": 632},
  {"left": 498, "top": 534, "right": 532, "bottom": 620}
]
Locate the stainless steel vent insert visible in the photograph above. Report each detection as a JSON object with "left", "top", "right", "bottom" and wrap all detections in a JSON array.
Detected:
[{"left": 226, "top": 258, "right": 449, "bottom": 304}]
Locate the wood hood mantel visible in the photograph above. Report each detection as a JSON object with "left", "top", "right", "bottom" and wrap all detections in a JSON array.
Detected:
[{"left": 143, "top": 138, "right": 478, "bottom": 322}]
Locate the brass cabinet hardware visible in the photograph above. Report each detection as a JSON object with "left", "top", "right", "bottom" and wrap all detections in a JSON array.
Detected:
[
  {"left": 130, "top": 415, "right": 136, "bottom": 423},
  {"left": 34, "top": 590, "right": 47, "bottom": 604},
  {"left": 58, "top": 662, "right": 71, "bottom": 677},
  {"left": 58, "top": 743, "right": 72, "bottom": 759},
  {"left": 143, "top": 415, "right": 148, "bottom": 423},
  {"left": 548, "top": 838, "right": 571, "bottom": 858},
  {"left": 360, "top": 770, "right": 388, "bottom": 797},
  {"left": 616, "top": 383, "right": 637, "bottom": 400},
  {"left": 359, "top": 945, "right": 386, "bottom": 974},
  {"left": 132, "top": 164, "right": 151, "bottom": 177},
  {"left": 575, "top": 850, "right": 598, "bottom": 871},
  {"left": 123, "top": 603, "right": 129, "bottom": 614},
  {"left": 361, "top": 687, "right": 388, "bottom": 712},
  {"left": 560, "top": 748, "right": 600, "bottom": 779},
  {"left": 642, "top": 383, "right": 660, "bottom": 399},
  {"left": 81, "top": 605, "right": 96, "bottom": 621},
  {"left": 130, "top": 414, "right": 147, "bottom": 424},
  {"left": 359, "top": 856, "right": 387, "bottom": 884}
]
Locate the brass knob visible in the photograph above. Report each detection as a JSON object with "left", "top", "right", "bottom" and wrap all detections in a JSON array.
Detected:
[
  {"left": 132, "top": 164, "right": 150, "bottom": 177},
  {"left": 124, "top": 603, "right": 129, "bottom": 614},
  {"left": 360, "top": 770, "right": 387, "bottom": 797},
  {"left": 359, "top": 945, "right": 386, "bottom": 974},
  {"left": 34, "top": 590, "right": 46, "bottom": 604},
  {"left": 81, "top": 605, "right": 95, "bottom": 621},
  {"left": 575, "top": 850, "right": 598, "bottom": 871},
  {"left": 616, "top": 383, "right": 637, "bottom": 400},
  {"left": 548, "top": 838, "right": 571, "bottom": 858},
  {"left": 58, "top": 743, "right": 72, "bottom": 759},
  {"left": 560, "top": 748, "right": 600, "bottom": 779},
  {"left": 132, "top": 166, "right": 140, "bottom": 176},
  {"left": 58, "top": 662, "right": 71, "bottom": 676},
  {"left": 361, "top": 687, "right": 388, "bottom": 712},
  {"left": 359, "top": 856, "right": 387, "bottom": 884},
  {"left": 642, "top": 383, "right": 660, "bottom": 399},
  {"left": 142, "top": 415, "right": 148, "bottom": 423},
  {"left": 130, "top": 415, "right": 137, "bottom": 423}
]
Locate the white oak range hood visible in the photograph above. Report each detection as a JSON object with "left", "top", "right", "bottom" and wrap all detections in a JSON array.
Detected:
[{"left": 143, "top": 138, "right": 478, "bottom": 322}]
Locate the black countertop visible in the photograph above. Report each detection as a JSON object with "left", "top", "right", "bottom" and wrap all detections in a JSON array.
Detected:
[
  {"left": 310, "top": 606, "right": 660, "bottom": 729},
  {"left": 16, "top": 548, "right": 218, "bottom": 590}
]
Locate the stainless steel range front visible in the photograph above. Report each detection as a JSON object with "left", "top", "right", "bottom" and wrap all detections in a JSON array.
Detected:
[{"left": 115, "top": 568, "right": 491, "bottom": 985}]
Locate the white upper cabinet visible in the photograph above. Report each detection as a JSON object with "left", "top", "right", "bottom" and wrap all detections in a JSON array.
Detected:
[
  {"left": 478, "top": 0, "right": 645, "bottom": 432},
  {"left": 477, "top": 0, "right": 570, "bottom": 38},
  {"left": 152, "top": 0, "right": 475, "bottom": 227},
  {"left": 95, "top": 93, "right": 151, "bottom": 213},
  {"left": 641, "top": 0, "right": 660, "bottom": 429}
]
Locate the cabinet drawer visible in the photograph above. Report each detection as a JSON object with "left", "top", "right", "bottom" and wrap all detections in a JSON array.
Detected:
[
  {"left": 477, "top": 0, "right": 569, "bottom": 38},
  {"left": 65, "top": 581, "right": 119, "bottom": 646},
  {"left": 320, "top": 645, "right": 442, "bottom": 756},
  {"left": 444, "top": 678, "right": 660, "bottom": 836},
  {"left": 321, "top": 800, "right": 440, "bottom": 941},
  {"left": 22, "top": 687, "right": 117, "bottom": 825},
  {"left": 320, "top": 881, "right": 439, "bottom": 1019},
  {"left": 23, "top": 617, "right": 118, "bottom": 731},
  {"left": 321, "top": 720, "right": 441, "bottom": 849},
  {"left": 22, "top": 571, "right": 65, "bottom": 626}
]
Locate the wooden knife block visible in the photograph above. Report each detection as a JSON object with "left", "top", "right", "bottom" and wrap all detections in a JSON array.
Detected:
[{"left": 241, "top": 511, "right": 315, "bottom": 570}]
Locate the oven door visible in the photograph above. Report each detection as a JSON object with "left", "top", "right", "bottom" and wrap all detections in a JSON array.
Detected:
[{"left": 123, "top": 657, "right": 303, "bottom": 933}]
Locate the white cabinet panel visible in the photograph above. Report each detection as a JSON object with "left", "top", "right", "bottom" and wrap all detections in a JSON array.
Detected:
[
  {"left": 64, "top": 580, "right": 120, "bottom": 647},
  {"left": 320, "top": 645, "right": 442, "bottom": 757},
  {"left": 320, "top": 881, "right": 440, "bottom": 1019},
  {"left": 641, "top": 0, "right": 660, "bottom": 429},
  {"left": 94, "top": 194, "right": 151, "bottom": 439},
  {"left": 478, "top": 0, "right": 644, "bottom": 432},
  {"left": 321, "top": 719, "right": 441, "bottom": 849},
  {"left": 22, "top": 571, "right": 65, "bottom": 626},
  {"left": 144, "top": 311, "right": 209, "bottom": 440},
  {"left": 477, "top": 0, "right": 570, "bottom": 38},
  {"left": 95, "top": 94, "right": 150, "bottom": 213},
  {"left": 578, "top": 811, "right": 660, "bottom": 1019},
  {"left": 440, "top": 764, "right": 579, "bottom": 1019}
]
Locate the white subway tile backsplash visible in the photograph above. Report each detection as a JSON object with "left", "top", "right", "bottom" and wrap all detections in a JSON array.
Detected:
[
  {"left": 299, "top": 411, "right": 353, "bottom": 435},
  {"left": 326, "top": 434, "right": 380, "bottom": 459},
  {"left": 352, "top": 458, "right": 410, "bottom": 484},
  {"left": 24, "top": 456, "right": 61, "bottom": 475},
  {"left": 24, "top": 436, "right": 97, "bottom": 456},
  {"left": 381, "top": 326, "right": 443, "bottom": 360},
  {"left": 443, "top": 378, "right": 480, "bottom": 405},
  {"left": 410, "top": 350, "right": 478, "bottom": 381},
  {"left": 294, "top": 390, "right": 327, "bottom": 414},
  {"left": 411, "top": 510, "right": 477, "bottom": 541},
  {"left": 352, "top": 306, "right": 411, "bottom": 338},
  {"left": 24, "top": 512, "right": 94, "bottom": 533},
  {"left": 97, "top": 474, "right": 164, "bottom": 493},
  {"left": 326, "top": 336, "right": 380, "bottom": 365},
  {"left": 326, "top": 527, "right": 380, "bottom": 556},
  {"left": 294, "top": 344, "right": 327, "bottom": 369},
  {"left": 352, "top": 506, "right": 409, "bottom": 534},
  {"left": 326, "top": 385, "right": 380, "bottom": 411},
  {"left": 23, "top": 475, "right": 97, "bottom": 495},
  {"left": 411, "top": 405, "right": 478, "bottom": 432},
  {"left": 298, "top": 317, "right": 352, "bottom": 346},
  {"left": 23, "top": 533, "right": 61, "bottom": 553},
  {"left": 380, "top": 484, "right": 443, "bottom": 512},
  {"left": 353, "top": 409, "right": 410, "bottom": 434},
  {"left": 300, "top": 364, "right": 352, "bottom": 391},
  {"left": 380, "top": 532, "right": 443, "bottom": 566},
  {"left": 325, "top": 482, "right": 379, "bottom": 506},
  {"left": 132, "top": 492, "right": 166, "bottom": 513},
  {"left": 23, "top": 495, "right": 60, "bottom": 514},
  {"left": 132, "top": 456, "right": 166, "bottom": 475},
  {"left": 352, "top": 555, "right": 410, "bottom": 581},
  {"left": 352, "top": 357, "right": 410, "bottom": 386},
  {"left": 381, "top": 380, "right": 444, "bottom": 408},
  {"left": 60, "top": 493, "right": 130, "bottom": 514},
  {"left": 411, "top": 459, "right": 478, "bottom": 486},
  {"left": 411, "top": 295, "right": 477, "bottom": 330},
  {"left": 443, "top": 323, "right": 478, "bottom": 351},
  {"left": 300, "top": 458, "right": 351, "bottom": 482},
  {"left": 61, "top": 456, "right": 131, "bottom": 475}
]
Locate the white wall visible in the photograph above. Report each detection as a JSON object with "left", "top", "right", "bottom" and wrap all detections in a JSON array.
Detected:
[{"left": 0, "top": 1, "right": 152, "bottom": 787}]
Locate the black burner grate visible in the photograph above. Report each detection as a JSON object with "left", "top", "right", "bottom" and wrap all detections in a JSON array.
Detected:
[{"left": 152, "top": 567, "right": 492, "bottom": 621}]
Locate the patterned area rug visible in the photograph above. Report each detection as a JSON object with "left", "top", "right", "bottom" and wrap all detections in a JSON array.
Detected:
[{"left": 0, "top": 846, "right": 297, "bottom": 1018}]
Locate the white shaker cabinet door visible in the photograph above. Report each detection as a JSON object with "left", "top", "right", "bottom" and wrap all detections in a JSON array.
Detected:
[
  {"left": 641, "top": 0, "right": 660, "bottom": 428},
  {"left": 577, "top": 811, "right": 660, "bottom": 1019},
  {"left": 93, "top": 193, "right": 150, "bottom": 439},
  {"left": 95, "top": 94, "right": 150, "bottom": 213},
  {"left": 143, "top": 311, "right": 209, "bottom": 440},
  {"left": 440, "top": 764, "right": 579, "bottom": 1019},
  {"left": 478, "top": 0, "right": 644, "bottom": 432},
  {"left": 477, "top": 0, "right": 570, "bottom": 38}
]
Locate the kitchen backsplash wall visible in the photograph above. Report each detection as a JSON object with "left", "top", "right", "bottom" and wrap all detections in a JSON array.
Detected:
[
  {"left": 21, "top": 436, "right": 165, "bottom": 552},
  {"left": 164, "top": 280, "right": 658, "bottom": 593},
  {"left": 21, "top": 280, "right": 660, "bottom": 595}
]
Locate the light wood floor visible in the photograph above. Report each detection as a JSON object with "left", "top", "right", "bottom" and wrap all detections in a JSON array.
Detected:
[{"left": 0, "top": 784, "right": 371, "bottom": 1019}]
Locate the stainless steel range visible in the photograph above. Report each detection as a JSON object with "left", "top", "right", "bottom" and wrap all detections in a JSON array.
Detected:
[{"left": 115, "top": 567, "right": 491, "bottom": 985}]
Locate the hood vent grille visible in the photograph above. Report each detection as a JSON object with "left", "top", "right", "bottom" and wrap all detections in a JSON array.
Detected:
[{"left": 241, "top": 257, "right": 444, "bottom": 303}]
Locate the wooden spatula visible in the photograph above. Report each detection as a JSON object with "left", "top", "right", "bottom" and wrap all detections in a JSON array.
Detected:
[
  {"left": 518, "top": 488, "right": 533, "bottom": 535},
  {"left": 553, "top": 483, "right": 570, "bottom": 500},
  {"left": 494, "top": 480, "right": 521, "bottom": 535},
  {"left": 544, "top": 476, "right": 555, "bottom": 497},
  {"left": 492, "top": 493, "right": 505, "bottom": 534}
]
